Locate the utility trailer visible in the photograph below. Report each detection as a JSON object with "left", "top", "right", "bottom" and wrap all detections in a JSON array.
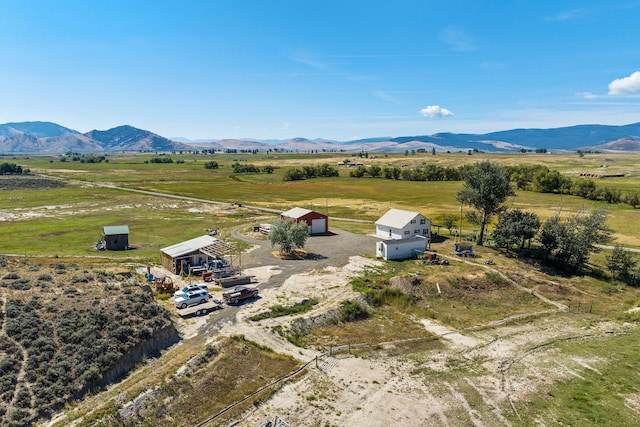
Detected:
[
  {"left": 202, "top": 266, "right": 240, "bottom": 282},
  {"left": 176, "top": 299, "right": 223, "bottom": 317},
  {"left": 215, "top": 274, "right": 253, "bottom": 288}
]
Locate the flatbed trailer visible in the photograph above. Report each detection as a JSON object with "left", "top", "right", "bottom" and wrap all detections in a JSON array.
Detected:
[
  {"left": 215, "top": 274, "right": 253, "bottom": 288},
  {"left": 202, "top": 266, "right": 240, "bottom": 282},
  {"left": 176, "top": 299, "right": 223, "bottom": 317}
]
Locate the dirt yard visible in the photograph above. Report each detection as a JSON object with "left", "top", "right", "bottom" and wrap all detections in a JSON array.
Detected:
[{"left": 166, "top": 253, "right": 634, "bottom": 427}]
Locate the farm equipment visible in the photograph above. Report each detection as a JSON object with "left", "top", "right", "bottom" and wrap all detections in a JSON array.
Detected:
[
  {"left": 153, "top": 276, "right": 176, "bottom": 293},
  {"left": 422, "top": 253, "right": 449, "bottom": 265}
]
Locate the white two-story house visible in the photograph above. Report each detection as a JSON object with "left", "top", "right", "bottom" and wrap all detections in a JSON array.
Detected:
[{"left": 375, "top": 208, "right": 431, "bottom": 260}]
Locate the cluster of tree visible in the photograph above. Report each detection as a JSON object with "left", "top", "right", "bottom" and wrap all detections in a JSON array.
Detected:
[
  {"left": 349, "top": 164, "right": 469, "bottom": 181},
  {"left": 404, "top": 148, "right": 438, "bottom": 155},
  {"left": 492, "top": 207, "right": 614, "bottom": 272},
  {"left": 455, "top": 161, "right": 625, "bottom": 275},
  {"left": 268, "top": 218, "right": 308, "bottom": 255},
  {"left": 506, "top": 164, "right": 639, "bottom": 208},
  {"left": 59, "top": 154, "right": 107, "bottom": 163},
  {"left": 147, "top": 157, "right": 174, "bottom": 163},
  {"left": 283, "top": 164, "right": 339, "bottom": 181},
  {"left": 231, "top": 162, "right": 274, "bottom": 174},
  {"left": 225, "top": 149, "right": 261, "bottom": 154},
  {"left": 518, "top": 148, "right": 548, "bottom": 153},
  {"left": 0, "top": 163, "right": 28, "bottom": 175},
  {"left": 204, "top": 160, "right": 219, "bottom": 170}
]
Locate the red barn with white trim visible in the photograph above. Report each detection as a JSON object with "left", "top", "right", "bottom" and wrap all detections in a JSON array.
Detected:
[{"left": 280, "top": 207, "right": 329, "bottom": 235}]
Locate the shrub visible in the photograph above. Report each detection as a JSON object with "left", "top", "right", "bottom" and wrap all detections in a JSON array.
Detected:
[{"left": 339, "top": 300, "right": 369, "bottom": 322}]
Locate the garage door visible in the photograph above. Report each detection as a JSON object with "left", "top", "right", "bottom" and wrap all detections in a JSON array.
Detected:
[{"left": 311, "top": 218, "right": 326, "bottom": 234}]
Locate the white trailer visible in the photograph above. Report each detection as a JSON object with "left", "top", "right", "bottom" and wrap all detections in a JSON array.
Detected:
[{"left": 176, "top": 299, "right": 223, "bottom": 317}]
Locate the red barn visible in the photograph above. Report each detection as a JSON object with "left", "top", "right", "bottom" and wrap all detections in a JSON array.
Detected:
[{"left": 280, "top": 207, "right": 328, "bottom": 235}]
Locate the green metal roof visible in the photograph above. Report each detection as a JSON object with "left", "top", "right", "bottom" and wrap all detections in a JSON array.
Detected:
[{"left": 103, "top": 225, "right": 129, "bottom": 235}]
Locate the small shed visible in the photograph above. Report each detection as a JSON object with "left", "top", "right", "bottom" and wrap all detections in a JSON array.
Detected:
[
  {"left": 102, "top": 225, "right": 130, "bottom": 251},
  {"left": 280, "top": 207, "right": 328, "bottom": 235}
]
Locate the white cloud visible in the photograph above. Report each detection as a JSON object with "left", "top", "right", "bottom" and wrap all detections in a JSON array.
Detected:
[
  {"left": 439, "top": 27, "right": 475, "bottom": 51},
  {"left": 421, "top": 105, "right": 454, "bottom": 118},
  {"left": 281, "top": 121, "right": 292, "bottom": 131},
  {"left": 576, "top": 91, "right": 598, "bottom": 99},
  {"left": 544, "top": 8, "right": 588, "bottom": 21},
  {"left": 608, "top": 71, "right": 640, "bottom": 95}
]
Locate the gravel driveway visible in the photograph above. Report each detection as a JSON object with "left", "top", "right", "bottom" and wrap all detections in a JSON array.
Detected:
[{"left": 231, "top": 227, "right": 378, "bottom": 289}]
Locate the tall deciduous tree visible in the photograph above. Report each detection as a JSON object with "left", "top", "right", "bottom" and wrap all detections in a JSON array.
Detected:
[
  {"left": 456, "top": 161, "right": 515, "bottom": 246},
  {"left": 606, "top": 245, "right": 637, "bottom": 283},
  {"left": 492, "top": 209, "right": 541, "bottom": 252},
  {"left": 539, "top": 209, "right": 614, "bottom": 271},
  {"left": 268, "top": 218, "right": 309, "bottom": 255}
]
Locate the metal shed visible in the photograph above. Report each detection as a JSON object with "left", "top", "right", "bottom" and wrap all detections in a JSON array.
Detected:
[{"left": 102, "top": 225, "right": 130, "bottom": 251}]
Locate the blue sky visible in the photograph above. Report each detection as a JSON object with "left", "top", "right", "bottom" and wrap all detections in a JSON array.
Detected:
[{"left": 1, "top": 1, "right": 639, "bottom": 141}]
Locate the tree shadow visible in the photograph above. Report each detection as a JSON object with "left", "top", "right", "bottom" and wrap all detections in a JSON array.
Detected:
[{"left": 272, "top": 250, "right": 327, "bottom": 260}]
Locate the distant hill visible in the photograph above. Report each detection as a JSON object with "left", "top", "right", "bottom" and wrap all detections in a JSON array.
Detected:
[
  {"left": 2, "top": 121, "right": 640, "bottom": 153},
  {"left": 84, "top": 125, "right": 187, "bottom": 152},
  {"left": 0, "top": 121, "right": 79, "bottom": 138},
  {"left": 0, "top": 122, "right": 189, "bottom": 153}
]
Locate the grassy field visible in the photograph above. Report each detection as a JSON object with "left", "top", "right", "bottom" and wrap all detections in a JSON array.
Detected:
[
  {"left": 4, "top": 151, "right": 640, "bottom": 259},
  {"left": 3, "top": 151, "right": 640, "bottom": 425}
]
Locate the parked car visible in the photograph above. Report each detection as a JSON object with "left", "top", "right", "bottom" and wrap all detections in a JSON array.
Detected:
[
  {"left": 173, "top": 283, "right": 208, "bottom": 298},
  {"left": 174, "top": 290, "right": 211, "bottom": 309}
]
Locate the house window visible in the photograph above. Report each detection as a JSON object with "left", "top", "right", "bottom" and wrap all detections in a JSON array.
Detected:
[
  {"left": 423, "top": 229, "right": 429, "bottom": 234},
  {"left": 410, "top": 219, "right": 416, "bottom": 224},
  {"left": 414, "top": 229, "right": 420, "bottom": 234},
  {"left": 420, "top": 219, "right": 426, "bottom": 224},
  {"left": 404, "top": 230, "right": 410, "bottom": 235}
]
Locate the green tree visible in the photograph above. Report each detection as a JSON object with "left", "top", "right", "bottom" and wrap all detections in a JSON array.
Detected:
[
  {"left": 268, "top": 218, "right": 308, "bottom": 255},
  {"left": 538, "top": 209, "right": 614, "bottom": 271},
  {"left": 283, "top": 168, "right": 305, "bottom": 181},
  {"left": 606, "top": 245, "right": 637, "bottom": 283},
  {"left": 492, "top": 209, "right": 541, "bottom": 252},
  {"left": 456, "top": 161, "right": 515, "bottom": 246},
  {"left": 349, "top": 166, "right": 367, "bottom": 177},
  {"left": 367, "top": 165, "right": 382, "bottom": 177},
  {"left": 441, "top": 214, "right": 458, "bottom": 235},
  {"left": 570, "top": 178, "right": 596, "bottom": 198},
  {"left": 203, "top": 161, "right": 218, "bottom": 170},
  {"left": 533, "top": 169, "right": 571, "bottom": 193}
]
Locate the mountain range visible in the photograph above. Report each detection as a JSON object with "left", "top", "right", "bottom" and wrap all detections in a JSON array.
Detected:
[{"left": 1, "top": 121, "right": 640, "bottom": 154}]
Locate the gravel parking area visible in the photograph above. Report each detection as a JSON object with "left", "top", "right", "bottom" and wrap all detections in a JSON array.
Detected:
[{"left": 231, "top": 226, "right": 377, "bottom": 288}]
